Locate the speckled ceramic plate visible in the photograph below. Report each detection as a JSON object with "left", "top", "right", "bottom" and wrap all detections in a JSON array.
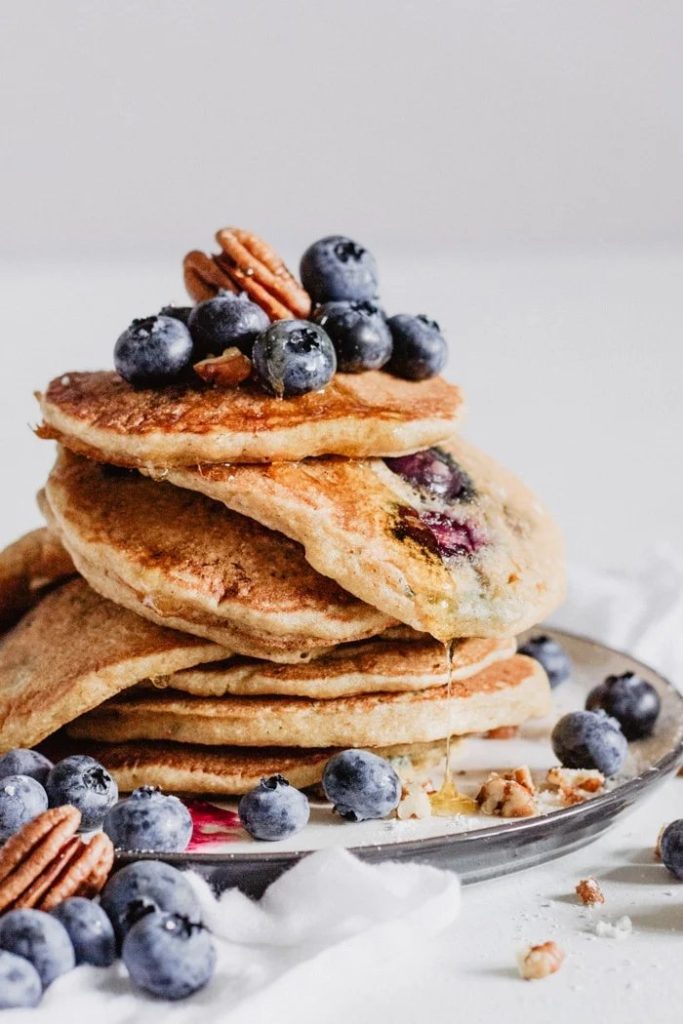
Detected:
[{"left": 119, "top": 629, "right": 683, "bottom": 894}]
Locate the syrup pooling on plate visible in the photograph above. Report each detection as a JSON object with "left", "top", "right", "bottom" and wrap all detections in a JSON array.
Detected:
[{"left": 429, "top": 640, "right": 479, "bottom": 817}]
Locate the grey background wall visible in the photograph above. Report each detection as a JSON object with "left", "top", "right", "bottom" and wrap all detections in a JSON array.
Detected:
[{"left": 1, "top": 0, "right": 682, "bottom": 570}]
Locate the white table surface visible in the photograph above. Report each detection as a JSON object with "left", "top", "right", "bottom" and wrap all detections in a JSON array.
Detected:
[{"left": 1, "top": 248, "right": 682, "bottom": 1021}]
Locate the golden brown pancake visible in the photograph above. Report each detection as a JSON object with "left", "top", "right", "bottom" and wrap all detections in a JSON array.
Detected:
[
  {"left": 0, "top": 528, "right": 75, "bottom": 630},
  {"left": 148, "top": 636, "right": 516, "bottom": 700},
  {"left": 37, "top": 370, "right": 463, "bottom": 465},
  {"left": 161, "top": 435, "right": 566, "bottom": 642},
  {"left": 68, "top": 655, "right": 550, "bottom": 749},
  {"left": 40, "top": 737, "right": 447, "bottom": 795},
  {"left": 0, "top": 579, "right": 225, "bottom": 752},
  {"left": 43, "top": 450, "right": 393, "bottom": 662}
]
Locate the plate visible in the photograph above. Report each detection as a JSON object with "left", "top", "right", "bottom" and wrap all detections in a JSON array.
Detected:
[{"left": 119, "top": 629, "right": 683, "bottom": 895}]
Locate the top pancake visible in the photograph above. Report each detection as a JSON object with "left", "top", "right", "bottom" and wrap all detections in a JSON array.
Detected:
[
  {"left": 37, "top": 370, "right": 463, "bottom": 465},
  {"left": 163, "top": 435, "right": 566, "bottom": 642}
]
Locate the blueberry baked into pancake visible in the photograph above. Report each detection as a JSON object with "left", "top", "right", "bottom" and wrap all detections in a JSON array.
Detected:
[{"left": 164, "top": 436, "right": 565, "bottom": 642}]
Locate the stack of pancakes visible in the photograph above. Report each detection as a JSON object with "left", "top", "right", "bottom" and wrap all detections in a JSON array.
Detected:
[{"left": 0, "top": 349, "right": 564, "bottom": 796}]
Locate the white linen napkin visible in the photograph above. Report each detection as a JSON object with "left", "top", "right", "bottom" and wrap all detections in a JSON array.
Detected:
[{"left": 9, "top": 848, "right": 461, "bottom": 1024}]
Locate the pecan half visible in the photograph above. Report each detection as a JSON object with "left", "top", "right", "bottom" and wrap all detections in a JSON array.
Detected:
[
  {"left": 194, "top": 347, "right": 252, "bottom": 386},
  {"left": 184, "top": 227, "right": 311, "bottom": 320}
]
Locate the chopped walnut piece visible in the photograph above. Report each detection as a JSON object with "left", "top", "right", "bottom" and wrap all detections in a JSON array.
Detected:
[
  {"left": 483, "top": 725, "right": 519, "bottom": 740},
  {"left": 545, "top": 767, "right": 604, "bottom": 805},
  {"left": 397, "top": 782, "right": 432, "bottom": 820},
  {"left": 576, "top": 877, "right": 605, "bottom": 906},
  {"left": 519, "top": 941, "right": 565, "bottom": 980},
  {"left": 194, "top": 347, "right": 252, "bottom": 386},
  {"left": 476, "top": 769, "right": 536, "bottom": 818}
]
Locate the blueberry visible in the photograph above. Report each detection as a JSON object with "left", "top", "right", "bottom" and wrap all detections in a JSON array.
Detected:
[
  {"left": 386, "top": 314, "right": 447, "bottom": 381},
  {"left": 660, "top": 820, "right": 683, "bottom": 881},
  {"left": 100, "top": 860, "right": 202, "bottom": 945},
  {"left": 518, "top": 635, "right": 572, "bottom": 688},
  {"left": 385, "top": 448, "right": 475, "bottom": 502},
  {"left": 50, "top": 897, "right": 116, "bottom": 967},
  {"left": 114, "top": 315, "right": 194, "bottom": 386},
  {"left": 0, "top": 775, "right": 48, "bottom": 843},
  {"left": 159, "top": 304, "right": 194, "bottom": 327},
  {"left": 300, "top": 236, "right": 379, "bottom": 304},
  {"left": 311, "top": 300, "right": 392, "bottom": 372},
  {"left": 0, "top": 909, "right": 75, "bottom": 987},
  {"left": 123, "top": 911, "right": 215, "bottom": 1001},
  {"left": 0, "top": 949, "right": 42, "bottom": 1009},
  {"left": 187, "top": 291, "right": 270, "bottom": 359},
  {"left": 394, "top": 506, "right": 486, "bottom": 559},
  {"left": 104, "top": 786, "right": 192, "bottom": 853},
  {"left": 586, "top": 671, "right": 660, "bottom": 740},
  {"left": 0, "top": 749, "right": 53, "bottom": 786},
  {"left": 252, "top": 320, "right": 336, "bottom": 397},
  {"left": 322, "top": 750, "right": 401, "bottom": 822},
  {"left": 551, "top": 710, "right": 627, "bottom": 776},
  {"left": 238, "top": 775, "right": 310, "bottom": 841},
  {"left": 45, "top": 755, "right": 118, "bottom": 831}
]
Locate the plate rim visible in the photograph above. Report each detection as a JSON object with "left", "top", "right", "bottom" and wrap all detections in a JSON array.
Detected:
[{"left": 119, "top": 627, "right": 683, "bottom": 867}]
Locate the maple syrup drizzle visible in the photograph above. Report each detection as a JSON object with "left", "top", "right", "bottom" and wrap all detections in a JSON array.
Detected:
[{"left": 429, "top": 639, "right": 478, "bottom": 816}]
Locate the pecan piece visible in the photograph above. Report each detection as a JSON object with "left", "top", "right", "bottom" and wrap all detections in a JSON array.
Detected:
[
  {"left": 194, "top": 347, "right": 252, "bottom": 386},
  {"left": 576, "top": 877, "right": 605, "bottom": 906},
  {"left": 519, "top": 941, "right": 565, "bottom": 980},
  {"left": 476, "top": 768, "right": 536, "bottom": 818}
]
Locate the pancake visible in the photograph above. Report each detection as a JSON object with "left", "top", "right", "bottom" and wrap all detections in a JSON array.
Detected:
[
  {"left": 162, "top": 435, "right": 566, "bottom": 642},
  {"left": 40, "top": 738, "right": 447, "bottom": 795},
  {"left": 67, "top": 655, "right": 550, "bottom": 749},
  {"left": 36, "top": 370, "right": 463, "bottom": 465},
  {"left": 43, "top": 450, "right": 394, "bottom": 662},
  {"left": 0, "top": 528, "right": 75, "bottom": 630},
  {"left": 147, "top": 636, "right": 516, "bottom": 700},
  {"left": 0, "top": 578, "right": 225, "bottom": 752}
]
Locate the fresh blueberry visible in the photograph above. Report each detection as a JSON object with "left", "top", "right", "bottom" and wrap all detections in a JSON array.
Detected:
[
  {"left": 252, "top": 320, "right": 336, "bottom": 397},
  {"left": 384, "top": 448, "right": 475, "bottom": 502},
  {"left": 159, "top": 304, "right": 193, "bottom": 326},
  {"left": 300, "top": 236, "right": 379, "bottom": 304},
  {"left": 586, "top": 671, "right": 660, "bottom": 740},
  {"left": 188, "top": 291, "right": 270, "bottom": 359},
  {"left": 311, "top": 300, "right": 392, "bottom": 372},
  {"left": 322, "top": 750, "right": 401, "bottom": 822},
  {"left": 114, "top": 315, "right": 194, "bottom": 386},
  {"left": 518, "top": 635, "right": 572, "bottom": 688},
  {"left": 0, "top": 949, "right": 42, "bottom": 1009},
  {"left": 394, "top": 506, "right": 486, "bottom": 559},
  {"left": 51, "top": 898, "right": 116, "bottom": 967},
  {"left": 0, "top": 749, "right": 53, "bottom": 786},
  {"left": 551, "top": 710, "right": 628, "bottom": 776},
  {"left": 45, "top": 755, "right": 118, "bottom": 831},
  {"left": 386, "top": 314, "right": 447, "bottom": 381},
  {"left": 100, "top": 860, "right": 202, "bottom": 945},
  {"left": 104, "top": 786, "right": 192, "bottom": 853},
  {"left": 660, "top": 820, "right": 683, "bottom": 881},
  {"left": 0, "top": 909, "right": 75, "bottom": 987},
  {"left": 123, "top": 911, "right": 215, "bottom": 1000},
  {"left": 238, "top": 775, "right": 310, "bottom": 841},
  {"left": 0, "top": 775, "right": 48, "bottom": 843}
]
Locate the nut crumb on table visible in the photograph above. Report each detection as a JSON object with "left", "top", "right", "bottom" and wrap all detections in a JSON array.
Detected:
[
  {"left": 576, "top": 877, "right": 605, "bottom": 906},
  {"left": 518, "top": 941, "right": 565, "bottom": 980}
]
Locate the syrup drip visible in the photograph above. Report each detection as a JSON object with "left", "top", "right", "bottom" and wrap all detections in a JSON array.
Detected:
[
  {"left": 186, "top": 799, "right": 241, "bottom": 850},
  {"left": 429, "top": 640, "right": 478, "bottom": 816}
]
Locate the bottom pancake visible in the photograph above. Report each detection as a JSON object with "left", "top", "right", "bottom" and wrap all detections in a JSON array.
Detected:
[
  {"left": 67, "top": 655, "right": 550, "bottom": 749},
  {"left": 41, "top": 737, "right": 448, "bottom": 795}
]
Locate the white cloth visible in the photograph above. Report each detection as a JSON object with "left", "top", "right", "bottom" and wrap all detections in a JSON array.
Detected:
[{"left": 7, "top": 552, "right": 683, "bottom": 1023}]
